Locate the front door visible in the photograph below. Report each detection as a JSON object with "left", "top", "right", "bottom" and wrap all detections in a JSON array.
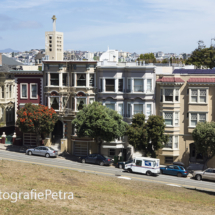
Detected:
[
  {"left": 133, "top": 160, "right": 142, "bottom": 173},
  {"left": 40, "top": 147, "right": 48, "bottom": 156},
  {"left": 52, "top": 120, "right": 63, "bottom": 144},
  {"left": 202, "top": 169, "right": 213, "bottom": 180},
  {"left": 33, "top": 147, "right": 41, "bottom": 155}
]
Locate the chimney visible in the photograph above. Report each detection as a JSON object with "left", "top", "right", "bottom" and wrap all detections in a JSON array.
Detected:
[{"left": 0, "top": 53, "right": 2, "bottom": 66}]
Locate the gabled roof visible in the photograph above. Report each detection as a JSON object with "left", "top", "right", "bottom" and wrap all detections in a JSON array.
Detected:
[
  {"left": 187, "top": 78, "right": 215, "bottom": 83},
  {"left": 2, "top": 55, "right": 23, "bottom": 66},
  {"left": 156, "top": 77, "right": 185, "bottom": 83},
  {"left": 173, "top": 69, "right": 215, "bottom": 74}
]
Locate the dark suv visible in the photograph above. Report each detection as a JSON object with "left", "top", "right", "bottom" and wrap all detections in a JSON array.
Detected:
[{"left": 80, "top": 154, "right": 113, "bottom": 166}]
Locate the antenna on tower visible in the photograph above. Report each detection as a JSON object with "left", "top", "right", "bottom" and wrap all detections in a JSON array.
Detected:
[
  {"left": 198, "top": 40, "right": 205, "bottom": 49},
  {"left": 52, "top": 15, "right": 57, "bottom": 31}
]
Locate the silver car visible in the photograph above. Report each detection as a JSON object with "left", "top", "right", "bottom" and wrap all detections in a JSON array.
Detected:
[
  {"left": 192, "top": 168, "right": 215, "bottom": 181},
  {"left": 26, "top": 146, "right": 58, "bottom": 158}
]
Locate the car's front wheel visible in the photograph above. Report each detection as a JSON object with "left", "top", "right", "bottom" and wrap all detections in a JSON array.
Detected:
[
  {"left": 100, "top": 161, "right": 104, "bottom": 166},
  {"left": 119, "top": 164, "right": 123, "bottom": 169},
  {"left": 127, "top": 168, "right": 132, "bottom": 173},
  {"left": 196, "top": 174, "right": 202, "bottom": 181},
  {"left": 82, "top": 159, "right": 86, "bottom": 163},
  {"left": 45, "top": 153, "right": 50, "bottom": 158},
  {"left": 146, "top": 171, "right": 152, "bottom": 176},
  {"left": 28, "top": 151, "right": 32, "bottom": 155}
]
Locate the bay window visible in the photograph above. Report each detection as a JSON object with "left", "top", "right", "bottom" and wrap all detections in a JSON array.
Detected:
[
  {"left": 161, "top": 88, "right": 180, "bottom": 103},
  {"left": 50, "top": 97, "right": 59, "bottom": 110},
  {"left": 128, "top": 79, "right": 131, "bottom": 92},
  {"left": 134, "top": 79, "right": 143, "bottom": 92},
  {"left": 163, "top": 112, "right": 179, "bottom": 126},
  {"left": 164, "top": 136, "right": 179, "bottom": 149},
  {"left": 1, "top": 86, "right": 4, "bottom": 98},
  {"left": 77, "top": 74, "right": 86, "bottom": 86},
  {"left": 50, "top": 74, "right": 59, "bottom": 86},
  {"left": 134, "top": 104, "right": 143, "bottom": 115},
  {"left": 189, "top": 112, "right": 207, "bottom": 127},
  {"left": 21, "top": 84, "right": 28, "bottom": 99},
  {"left": 189, "top": 88, "right": 207, "bottom": 103}
]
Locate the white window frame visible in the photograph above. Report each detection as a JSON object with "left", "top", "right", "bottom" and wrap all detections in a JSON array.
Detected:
[
  {"left": 189, "top": 88, "right": 208, "bottom": 104},
  {"left": 20, "top": 83, "right": 28, "bottom": 99},
  {"left": 133, "top": 78, "right": 144, "bottom": 93},
  {"left": 146, "top": 79, "right": 152, "bottom": 92},
  {"left": 133, "top": 103, "right": 144, "bottom": 115},
  {"left": 117, "top": 102, "right": 124, "bottom": 116},
  {"left": 161, "top": 87, "right": 180, "bottom": 103},
  {"left": 104, "top": 102, "right": 116, "bottom": 111},
  {"left": 146, "top": 102, "right": 153, "bottom": 118},
  {"left": 189, "top": 112, "right": 207, "bottom": 128},
  {"left": 163, "top": 135, "right": 179, "bottom": 150},
  {"left": 30, "top": 83, "right": 38, "bottom": 99},
  {"left": 163, "top": 111, "right": 180, "bottom": 127},
  {"left": 50, "top": 73, "right": 60, "bottom": 87}
]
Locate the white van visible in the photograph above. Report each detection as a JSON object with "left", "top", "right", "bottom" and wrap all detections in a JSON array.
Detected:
[{"left": 124, "top": 157, "right": 160, "bottom": 176}]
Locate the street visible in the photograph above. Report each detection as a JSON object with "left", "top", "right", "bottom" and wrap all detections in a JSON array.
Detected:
[{"left": 0, "top": 150, "right": 215, "bottom": 192}]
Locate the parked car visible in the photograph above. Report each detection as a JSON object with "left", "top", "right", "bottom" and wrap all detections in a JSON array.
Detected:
[
  {"left": 125, "top": 157, "right": 160, "bottom": 176},
  {"left": 80, "top": 153, "right": 113, "bottom": 166},
  {"left": 192, "top": 168, "right": 215, "bottom": 181},
  {"left": 116, "top": 159, "right": 133, "bottom": 169},
  {"left": 160, "top": 165, "right": 188, "bottom": 177},
  {"left": 26, "top": 146, "right": 58, "bottom": 158}
]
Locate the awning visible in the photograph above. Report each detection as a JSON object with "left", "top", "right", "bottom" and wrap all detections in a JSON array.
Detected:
[{"left": 102, "top": 144, "right": 124, "bottom": 149}]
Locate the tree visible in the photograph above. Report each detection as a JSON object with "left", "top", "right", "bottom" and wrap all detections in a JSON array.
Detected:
[
  {"left": 126, "top": 114, "right": 148, "bottom": 152},
  {"left": 186, "top": 46, "right": 215, "bottom": 69},
  {"left": 161, "top": 59, "right": 168, "bottom": 64},
  {"left": 138, "top": 53, "right": 156, "bottom": 63},
  {"left": 126, "top": 114, "right": 168, "bottom": 158},
  {"left": 16, "top": 103, "right": 58, "bottom": 146},
  {"left": 192, "top": 122, "right": 215, "bottom": 168},
  {"left": 72, "top": 102, "right": 127, "bottom": 152},
  {"left": 146, "top": 115, "right": 168, "bottom": 158}
]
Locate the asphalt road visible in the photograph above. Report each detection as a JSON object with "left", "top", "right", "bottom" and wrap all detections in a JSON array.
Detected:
[{"left": 0, "top": 150, "right": 215, "bottom": 192}]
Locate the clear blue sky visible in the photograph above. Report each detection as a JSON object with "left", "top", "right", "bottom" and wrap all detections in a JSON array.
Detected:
[{"left": 0, "top": 0, "right": 215, "bottom": 54}]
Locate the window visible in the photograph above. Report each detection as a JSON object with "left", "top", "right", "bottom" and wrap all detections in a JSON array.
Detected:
[
  {"left": 21, "top": 84, "right": 28, "bottom": 99},
  {"left": 174, "top": 136, "right": 179, "bottom": 149},
  {"left": 49, "top": 45, "right": 52, "bottom": 48},
  {"left": 49, "top": 36, "right": 52, "bottom": 40},
  {"left": 128, "top": 79, "right": 131, "bottom": 92},
  {"left": 127, "top": 104, "right": 131, "bottom": 117},
  {"left": 1, "top": 86, "right": 4, "bottom": 98},
  {"left": 9, "top": 85, "right": 12, "bottom": 98},
  {"left": 165, "top": 89, "right": 173, "bottom": 102},
  {"left": 118, "top": 79, "right": 123, "bottom": 92},
  {"left": 165, "top": 157, "right": 173, "bottom": 164},
  {"left": 134, "top": 104, "right": 143, "bottom": 115},
  {"left": 190, "top": 88, "right": 207, "bottom": 103},
  {"left": 146, "top": 104, "right": 151, "bottom": 117},
  {"left": 134, "top": 79, "right": 143, "bottom": 92},
  {"left": 147, "top": 79, "right": 152, "bottom": 91},
  {"left": 175, "top": 112, "right": 179, "bottom": 126},
  {"left": 164, "top": 112, "right": 173, "bottom": 126},
  {"left": 50, "top": 97, "right": 59, "bottom": 110},
  {"left": 77, "top": 98, "right": 86, "bottom": 110},
  {"left": 49, "top": 40, "right": 52, "bottom": 43},
  {"left": 106, "top": 104, "right": 115, "bottom": 110},
  {"left": 77, "top": 74, "right": 86, "bottom": 86},
  {"left": 30, "top": 84, "right": 37, "bottom": 99},
  {"left": 49, "top": 49, "right": 52, "bottom": 52},
  {"left": 160, "top": 89, "right": 163, "bottom": 102},
  {"left": 89, "top": 74, "right": 94, "bottom": 87},
  {"left": 109, "top": 149, "right": 115, "bottom": 156},
  {"left": 165, "top": 136, "right": 172, "bottom": 148},
  {"left": 191, "top": 113, "right": 197, "bottom": 126},
  {"left": 106, "top": 79, "right": 115, "bottom": 91},
  {"left": 50, "top": 74, "right": 59, "bottom": 86},
  {"left": 136, "top": 160, "right": 142, "bottom": 166},
  {"left": 189, "top": 113, "right": 206, "bottom": 127},
  {"left": 63, "top": 73, "right": 68, "bottom": 86},
  {"left": 205, "top": 169, "right": 213, "bottom": 173},
  {"left": 118, "top": 103, "right": 123, "bottom": 116},
  {"left": 62, "top": 97, "right": 67, "bottom": 108},
  {"left": 89, "top": 98, "right": 94, "bottom": 104},
  {"left": 175, "top": 89, "right": 179, "bottom": 102},
  {"left": 72, "top": 73, "right": 74, "bottom": 86},
  {"left": 100, "top": 79, "right": 103, "bottom": 91}
]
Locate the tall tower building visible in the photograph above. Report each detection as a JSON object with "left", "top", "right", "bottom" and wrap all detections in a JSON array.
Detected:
[{"left": 45, "top": 15, "right": 64, "bottom": 61}]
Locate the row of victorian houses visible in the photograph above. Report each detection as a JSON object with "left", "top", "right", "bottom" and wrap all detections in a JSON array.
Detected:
[{"left": 1, "top": 52, "right": 215, "bottom": 167}]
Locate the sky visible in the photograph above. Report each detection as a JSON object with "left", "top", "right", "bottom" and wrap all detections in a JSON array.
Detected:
[{"left": 0, "top": 0, "right": 215, "bottom": 54}]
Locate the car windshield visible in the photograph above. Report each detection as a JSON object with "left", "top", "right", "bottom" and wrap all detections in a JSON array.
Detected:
[{"left": 179, "top": 166, "right": 185, "bottom": 170}]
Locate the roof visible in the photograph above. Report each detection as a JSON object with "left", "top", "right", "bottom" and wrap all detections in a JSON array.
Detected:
[
  {"left": 173, "top": 69, "right": 215, "bottom": 74},
  {"left": 2, "top": 55, "right": 23, "bottom": 66},
  {"left": 187, "top": 78, "right": 215, "bottom": 83},
  {"left": 156, "top": 77, "right": 185, "bottom": 83},
  {"left": 35, "top": 53, "right": 45, "bottom": 60}
]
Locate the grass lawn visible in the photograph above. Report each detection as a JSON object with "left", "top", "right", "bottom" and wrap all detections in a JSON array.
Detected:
[{"left": 0, "top": 160, "right": 214, "bottom": 215}]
